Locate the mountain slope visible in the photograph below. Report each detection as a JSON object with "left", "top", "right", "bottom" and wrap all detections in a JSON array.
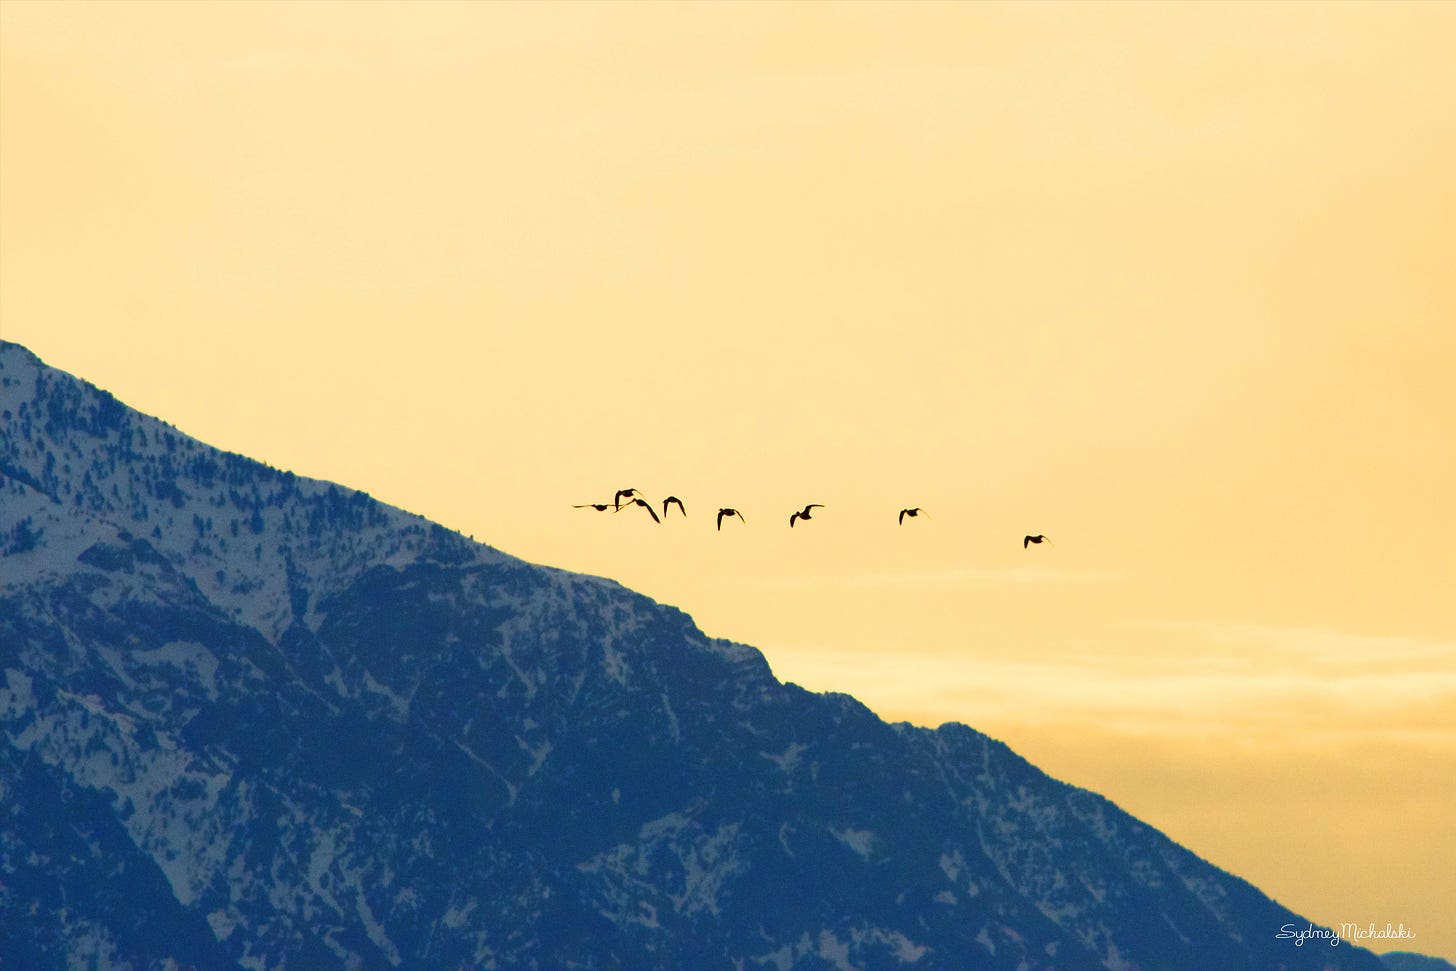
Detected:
[{"left": 0, "top": 340, "right": 1381, "bottom": 970}]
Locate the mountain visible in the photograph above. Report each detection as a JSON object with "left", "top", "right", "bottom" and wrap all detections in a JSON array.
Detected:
[
  {"left": 1381, "top": 955, "right": 1456, "bottom": 971},
  {"left": 1, "top": 339, "right": 1383, "bottom": 971}
]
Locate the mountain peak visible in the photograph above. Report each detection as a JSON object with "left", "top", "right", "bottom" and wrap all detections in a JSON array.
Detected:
[{"left": 2, "top": 339, "right": 501, "bottom": 641}]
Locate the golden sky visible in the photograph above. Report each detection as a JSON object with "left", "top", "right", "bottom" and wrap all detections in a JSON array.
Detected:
[{"left": 3, "top": 0, "right": 1454, "bottom": 959}]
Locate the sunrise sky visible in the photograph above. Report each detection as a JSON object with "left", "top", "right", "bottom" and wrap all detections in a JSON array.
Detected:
[{"left": 3, "top": 0, "right": 1453, "bottom": 958}]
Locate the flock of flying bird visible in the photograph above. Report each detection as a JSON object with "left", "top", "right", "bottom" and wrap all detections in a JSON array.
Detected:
[{"left": 576, "top": 488, "right": 1054, "bottom": 548}]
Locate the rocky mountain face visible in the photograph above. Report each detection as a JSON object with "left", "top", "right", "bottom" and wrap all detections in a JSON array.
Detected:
[{"left": 0, "top": 340, "right": 1383, "bottom": 971}]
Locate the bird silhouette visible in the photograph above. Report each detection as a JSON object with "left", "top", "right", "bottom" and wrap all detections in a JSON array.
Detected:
[
  {"left": 789, "top": 504, "right": 824, "bottom": 527},
  {"left": 1024, "top": 534, "right": 1053, "bottom": 548},
  {"left": 898, "top": 507, "right": 928, "bottom": 525},
  {"left": 621, "top": 497, "right": 661, "bottom": 523},
  {"left": 716, "top": 508, "right": 746, "bottom": 531},
  {"left": 662, "top": 496, "right": 686, "bottom": 518},
  {"left": 572, "top": 503, "right": 614, "bottom": 512},
  {"left": 614, "top": 488, "right": 643, "bottom": 511}
]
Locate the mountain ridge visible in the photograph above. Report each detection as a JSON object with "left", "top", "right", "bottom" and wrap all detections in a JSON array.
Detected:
[{"left": 1, "top": 339, "right": 1384, "bottom": 970}]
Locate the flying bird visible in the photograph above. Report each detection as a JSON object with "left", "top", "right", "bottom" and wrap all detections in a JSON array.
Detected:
[
  {"left": 898, "top": 507, "right": 928, "bottom": 525},
  {"left": 716, "top": 508, "right": 746, "bottom": 531},
  {"left": 789, "top": 504, "right": 824, "bottom": 528},
  {"left": 1024, "top": 534, "right": 1053, "bottom": 548},
  {"left": 614, "top": 488, "right": 644, "bottom": 511},
  {"left": 623, "top": 497, "right": 661, "bottom": 523},
  {"left": 572, "top": 503, "right": 614, "bottom": 512},
  {"left": 662, "top": 496, "right": 686, "bottom": 518}
]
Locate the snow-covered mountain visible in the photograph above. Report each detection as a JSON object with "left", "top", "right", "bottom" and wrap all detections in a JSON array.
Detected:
[{"left": 0, "top": 340, "right": 1383, "bottom": 970}]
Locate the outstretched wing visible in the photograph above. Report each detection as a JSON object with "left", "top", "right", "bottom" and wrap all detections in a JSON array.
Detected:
[
  {"left": 789, "top": 512, "right": 799, "bottom": 527},
  {"left": 717, "top": 509, "right": 725, "bottom": 531},
  {"left": 899, "top": 509, "right": 907, "bottom": 525},
  {"left": 637, "top": 498, "right": 661, "bottom": 523},
  {"left": 1024, "top": 535, "right": 1032, "bottom": 548}
]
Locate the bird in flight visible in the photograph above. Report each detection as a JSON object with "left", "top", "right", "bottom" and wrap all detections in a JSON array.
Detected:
[
  {"left": 717, "top": 508, "right": 746, "bottom": 531},
  {"left": 614, "top": 488, "right": 644, "bottom": 511},
  {"left": 1024, "top": 534, "right": 1053, "bottom": 548},
  {"left": 662, "top": 496, "right": 686, "bottom": 518},
  {"left": 623, "top": 497, "right": 661, "bottom": 523},
  {"left": 789, "top": 504, "right": 824, "bottom": 527},
  {"left": 898, "top": 507, "right": 928, "bottom": 525},
  {"left": 573, "top": 503, "right": 614, "bottom": 512}
]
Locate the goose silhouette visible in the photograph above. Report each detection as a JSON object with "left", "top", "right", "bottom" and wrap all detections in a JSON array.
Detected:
[
  {"left": 1024, "top": 534, "right": 1053, "bottom": 548},
  {"left": 898, "top": 507, "right": 928, "bottom": 525},
  {"left": 717, "top": 508, "right": 746, "bottom": 531},
  {"left": 622, "top": 497, "right": 661, "bottom": 523},
  {"left": 662, "top": 496, "right": 686, "bottom": 518},
  {"left": 613, "top": 488, "right": 643, "bottom": 511},
  {"left": 789, "top": 504, "right": 824, "bottom": 528}
]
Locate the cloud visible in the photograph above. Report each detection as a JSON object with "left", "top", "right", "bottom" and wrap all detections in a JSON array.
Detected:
[
  {"left": 1149, "top": 621, "right": 1456, "bottom": 666},
  {"left": 762, "top": 621, "right": 1456, "bottom": 747},
  {"left": 760, "top": 566, "right": 1115, "bottom": 589}
]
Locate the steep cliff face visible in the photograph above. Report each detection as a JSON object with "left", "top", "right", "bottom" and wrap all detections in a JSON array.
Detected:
[{"left": 0, "top": 340, "right": 1381, "bottom": 971}]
